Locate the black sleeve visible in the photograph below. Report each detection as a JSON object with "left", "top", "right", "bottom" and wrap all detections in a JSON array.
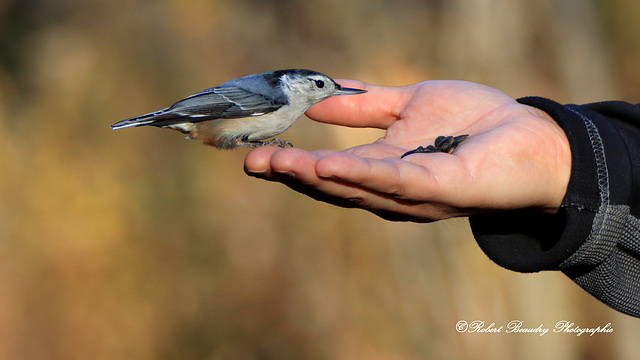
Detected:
[{"left": 468, "top": 96, "right": 640, "bottom": 317}]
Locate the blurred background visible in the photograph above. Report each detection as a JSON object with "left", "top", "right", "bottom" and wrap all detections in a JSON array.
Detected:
[{"left": 0, "top": 0, "right": 639, "bottom": 359}]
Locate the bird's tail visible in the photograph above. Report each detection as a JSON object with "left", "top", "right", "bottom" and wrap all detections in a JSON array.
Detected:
[{"left": 111, "top": 108, "right": 171, "bottom": 130}]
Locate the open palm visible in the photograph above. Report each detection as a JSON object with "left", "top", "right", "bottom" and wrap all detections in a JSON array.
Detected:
[{"left": 244, "top": 80, "right": 571, "bottom": 222}]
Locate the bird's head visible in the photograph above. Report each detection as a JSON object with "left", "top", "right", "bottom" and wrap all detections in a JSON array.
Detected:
[{"left": 278, "top": 69, "right": 366, "bottom": 104}]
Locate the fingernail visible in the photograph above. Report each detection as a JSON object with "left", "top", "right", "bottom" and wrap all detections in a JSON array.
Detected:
[
  {"left": 244, "top": 168, "right": 270, "bottom": 178},
  {"left": 274, "top": 170, "right": 296, "bottom": 178},
  {"left": 317, "top": 174, "right": 339, "bottom": 180}
]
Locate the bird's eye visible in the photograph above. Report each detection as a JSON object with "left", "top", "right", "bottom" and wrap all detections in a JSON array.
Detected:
[{"left": 314, "top": 80, "right": 325, "bottom": 88}]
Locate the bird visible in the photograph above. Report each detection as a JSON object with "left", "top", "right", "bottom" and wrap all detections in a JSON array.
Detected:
[{"left": 111, "top": 69, "right": 367, "bottom": 149}]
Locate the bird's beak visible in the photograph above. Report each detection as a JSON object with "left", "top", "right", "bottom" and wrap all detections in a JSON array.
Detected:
[{"left": 334, "top": 84, "right": 367, "bottom": 95}]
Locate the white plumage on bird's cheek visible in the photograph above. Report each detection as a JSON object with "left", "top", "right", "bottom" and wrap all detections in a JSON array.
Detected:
[{"left": 279, "top": 73, "right": 334, "bottom": 104}]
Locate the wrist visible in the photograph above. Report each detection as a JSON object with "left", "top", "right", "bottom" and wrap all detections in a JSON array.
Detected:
[{"left": 527, "top": 106, "right": 572, "bottom": 214}]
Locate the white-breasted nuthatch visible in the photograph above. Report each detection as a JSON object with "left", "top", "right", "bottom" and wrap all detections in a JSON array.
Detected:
[{"left": 111, "top": 69, "right": 367, "bottom": 148}]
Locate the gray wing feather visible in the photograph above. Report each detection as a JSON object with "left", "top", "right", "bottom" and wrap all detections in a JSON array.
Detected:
[
  {"left": 112, "top": 85, "right": 287, "bottom": 129},
  {"left": 171, "top": 86, "right": 285, "bottom": 118}
]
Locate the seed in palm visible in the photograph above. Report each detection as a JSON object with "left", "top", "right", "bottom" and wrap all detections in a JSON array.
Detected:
[{"left": 401, "top": 134, "right": 469, "bottom": 159}]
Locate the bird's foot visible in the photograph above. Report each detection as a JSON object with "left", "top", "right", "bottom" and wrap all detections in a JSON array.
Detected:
[
  {"left": 264, "top": 138, "right": 294, "bottom": 148},
  {"left": 401, "top": 134, "right": 469, "bottom": 159},
  {"left": 236, "top": 138, "right": 293, "bottom": 149}
]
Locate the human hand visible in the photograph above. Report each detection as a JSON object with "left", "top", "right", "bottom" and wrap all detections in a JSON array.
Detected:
[{"left": 244, "top": 80, "right": 571, "bottom": 222}]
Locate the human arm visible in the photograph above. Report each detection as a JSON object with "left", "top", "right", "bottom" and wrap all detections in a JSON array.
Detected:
[
  {"left": 243, "top": 80, "right": 640, "bottom": 317},
  {"left": 472, "top": 97, "right": 640, "bottom": 317}
]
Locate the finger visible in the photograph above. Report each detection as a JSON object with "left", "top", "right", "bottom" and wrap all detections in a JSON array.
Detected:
[
  {"left": 261, "top": 149, "right": 419, "bottom": 215},
  {"left": 276, "top": 152, "right": 461, "bottom": 221},
  {"left": 306, "top": 80, "right": 410, "bottom": 129},
  {"left": 314, "top": 152, "right": 473, "bottom": 204},
  {"left": 268, "top": 147, "right": 322, "bottom": 179},
  {"left": 309, "top": 149, "right": 341, "bottom": 158},
  {"left": 244, "top": 147, "right": 330, "bottom": 193},
  {"left": 247, "top": 147, "right": 400, "bottom": 203},
  {"left": 314, "top": 152, "right": 430, "bottom": 199},
  {"left": 245, "top": 147, "right": 462, "bottom": 221},
  {"left": 244, "top": 146, "right": 283, "bottom": 176},
  {"left": 245, "top": 147, "right": 339, "bottom": 177}
]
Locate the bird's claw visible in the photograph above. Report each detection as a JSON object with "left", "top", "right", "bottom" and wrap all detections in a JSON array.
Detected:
[
  {"left": 237, "top": 138, "right": 293, "bottom": 149},
  {"left": 263, "top": 138, "right": 293, "bottom": 148},
  {"left": 401, "top": 134, "right": 469, "bottom": 159}
]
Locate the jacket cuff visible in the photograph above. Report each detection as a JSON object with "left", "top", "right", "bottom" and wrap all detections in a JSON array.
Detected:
[{"left": 469, "top": 96, "right": 631, "bottom": 273}]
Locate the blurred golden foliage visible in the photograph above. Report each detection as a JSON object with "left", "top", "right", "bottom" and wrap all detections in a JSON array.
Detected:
[{"left": 1, "top": 0, "right": 639, "bottom": 359}]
